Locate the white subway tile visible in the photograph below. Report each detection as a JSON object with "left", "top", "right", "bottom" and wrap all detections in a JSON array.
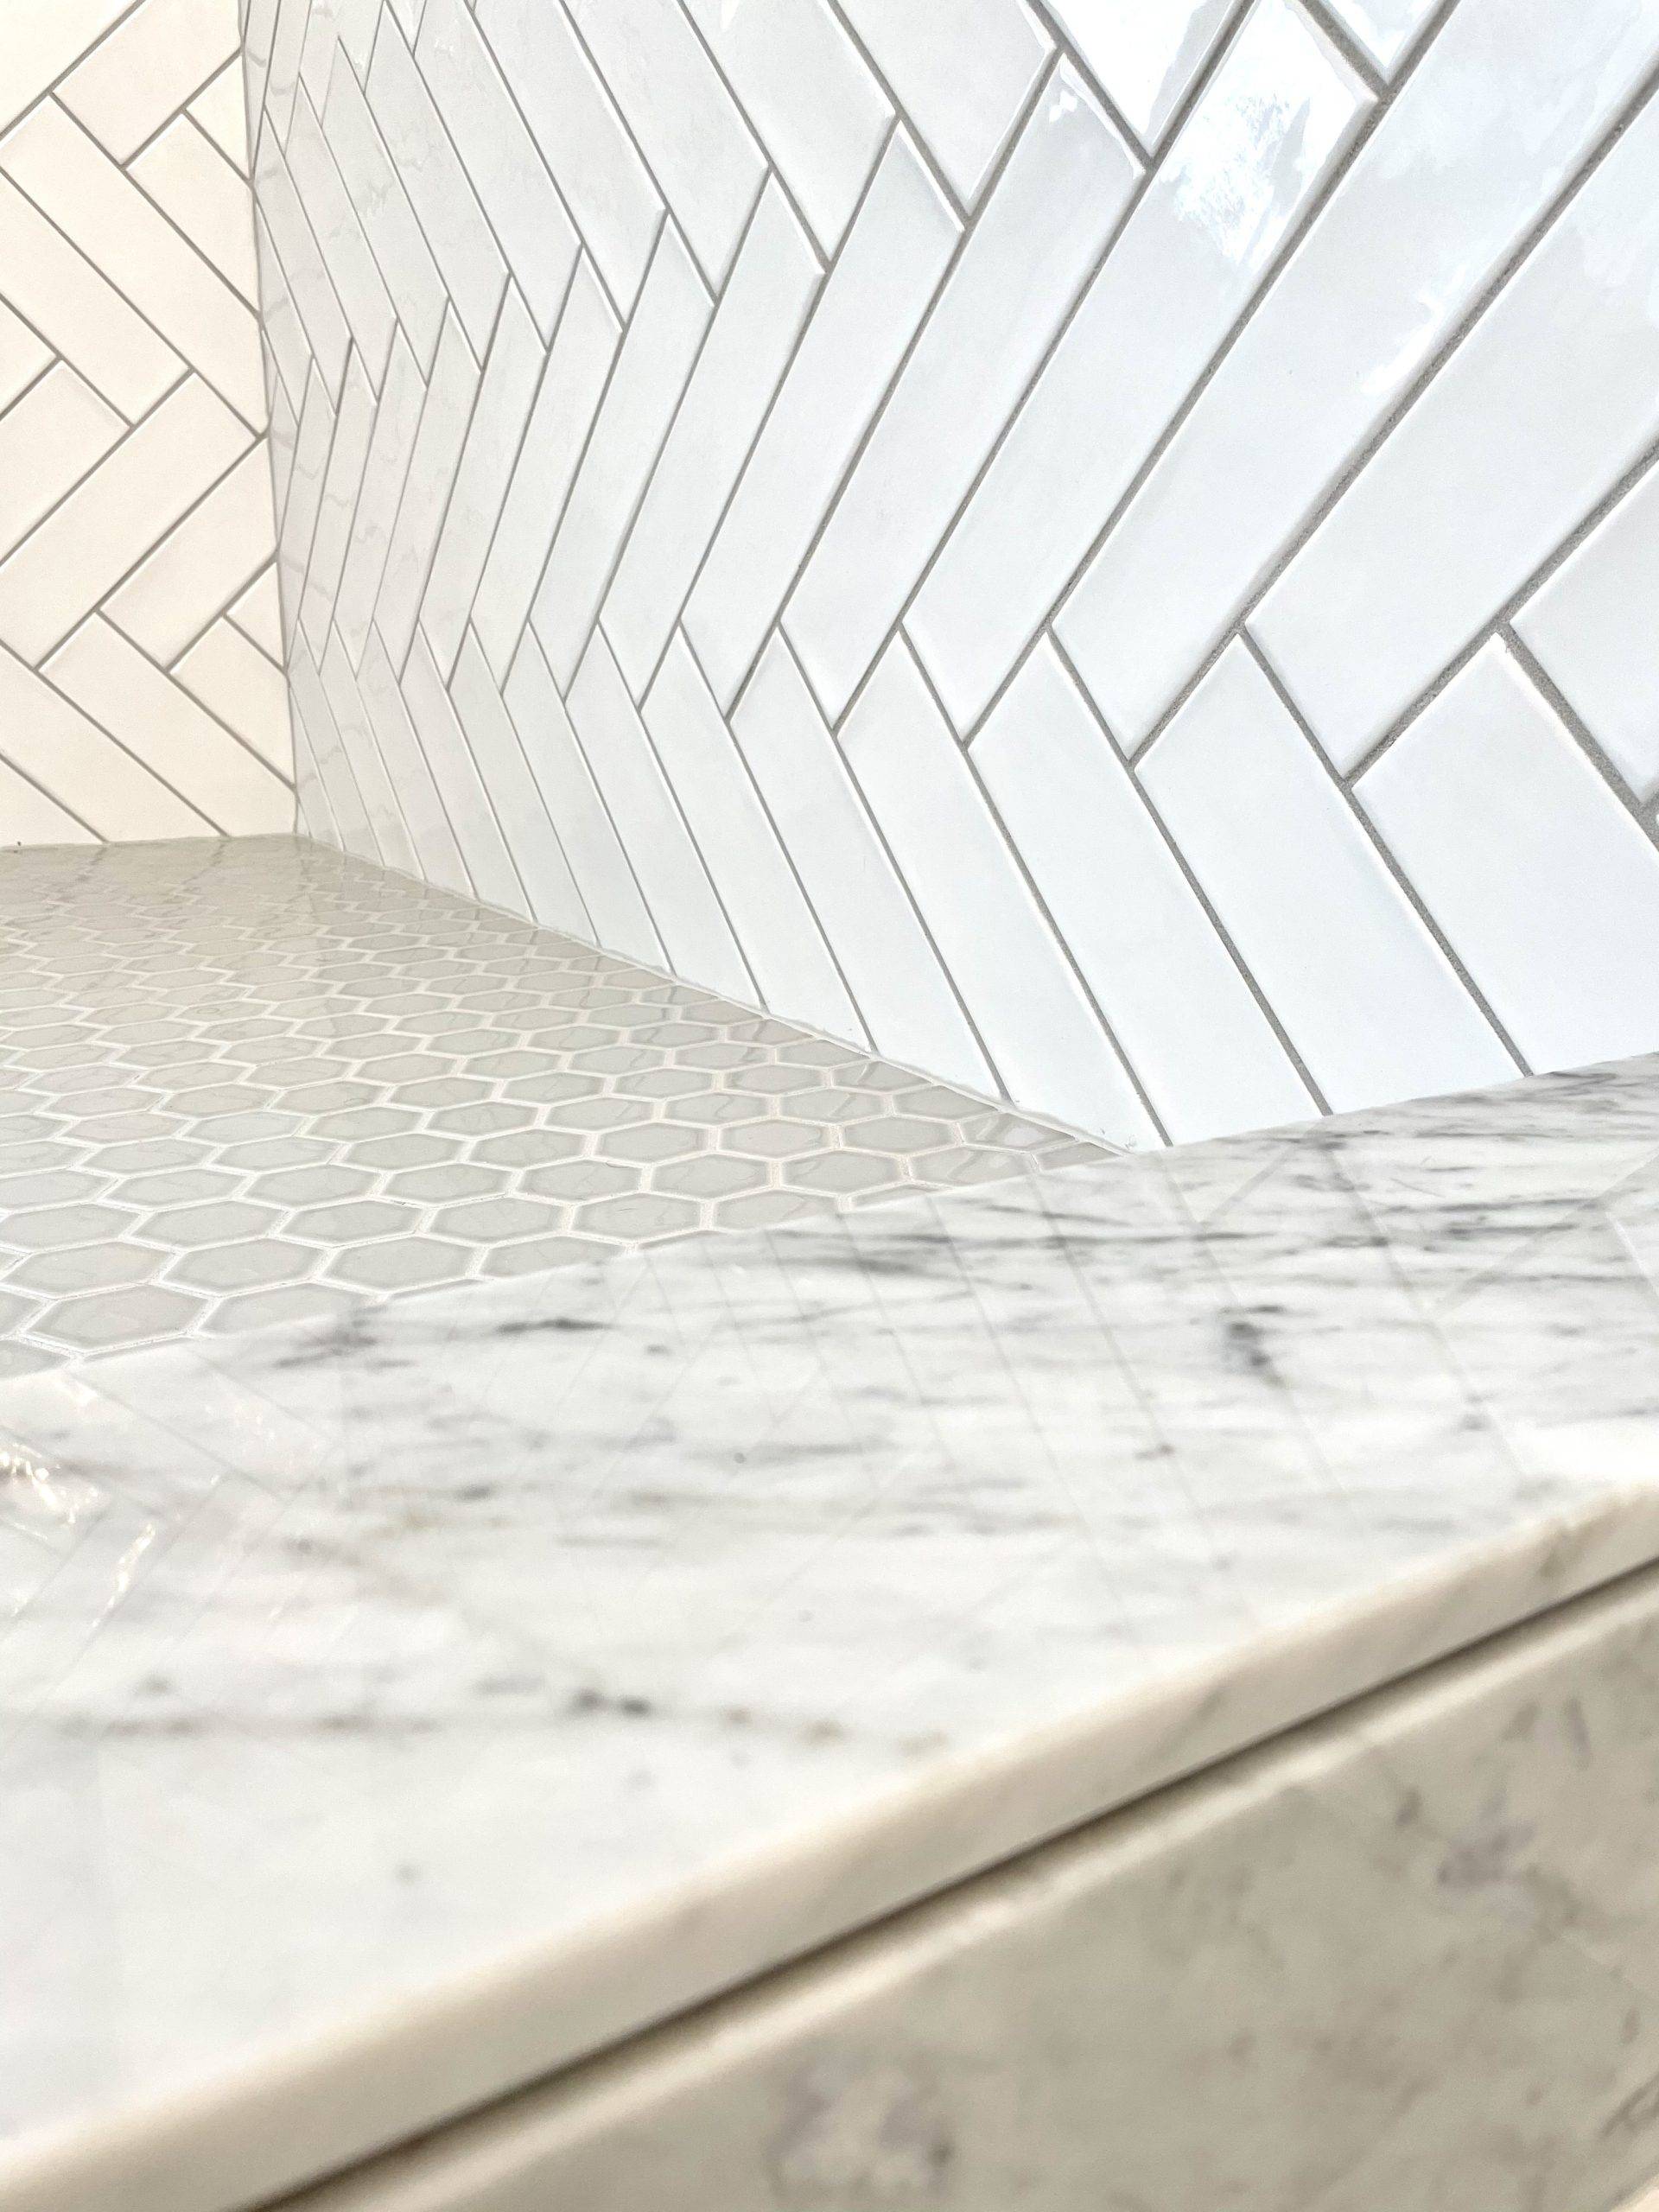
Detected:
[
  {"left": 686, "top": 0, "right": 890, "bottom": 255},
  {"left": 566, "top": 632, "right": 753, "bottom": 999},
  {"left": 227, "top": 567, "right": 284, "bottom": 663},
  {"left": 975, "top": 644, "right": 1313, "bottom": 1140},
  {"left": 730, "top": 639, "right": 992, "bottom": 1090},
  {"left": 601, "top": 183, "right": 820, "bottom": 700},
  {"left": 1046, "top": 0, "right": 1236, "bottom": 144},
  {"left": 1058, "top": 0, "right": 1659, "bottom": 747},
  {"left": 1515, "top": 458, "right": 1659, "bottom": 801},
  {"left": 319, "top": 43, "right": 448, "bottom": 371},
  {"left": 1254, "top": 85, "right": 1659, "bottom": 770},
  {"left": 912, "top": 0, "right": 1366, "bottom": 732},
  {"left": 0, "top": 0, "right": 130, "bottom": 137},
  {"left": 190, "top": 58, "right": 251, "bottom": 175},
  {"left": 842, "top": 641, "right": 1158, "bottom": 1144},
  {"left": 1359, "top": 643, "right": 1659, "bottom": 1072},
  {"left": 419, "top": 287, "right": 545, "bottom": 680},
  {"left": 1136, "top": 642, "right": 1513, "bottom": 1109},
  {"left": 1320, "top": 0, "right": 1441, "bottom": 73},
  {"left": 107, "top": 444, "right": 279, "bottom": 664},
  {"left": 450, "top": 629, "right": 592, "bottom": 937},
  {"left": 643, "top": 635, "right": 863, "bottom": 1041},
  {"left": 0, "top": 644, "right": 211, "bottom": 839},
  {"left": 0, "top": 176, "right": 181, "bottom": 422},
  {"left": 683, "top": 130, "right": 958, "bottom": 712},
  {"left": 474, "top": 0, "right": 662, "bottom": 317},
  {"left": 414, "top": 0, "right": 580, "bottom": 339},
  {"left": 365, "top": 13, "right": 506, "bottom": 356},
  {"left": 837, "top": 0, "right": 1052, "bottom": 205},
  {"left": 354, "top": 626, "right": 473, "bottom": 893},
  {"left": 58, "top": 0, "right": 238, "bottom": 163},
  {"left": 565, "top": 0, "right": 766, "bottom": 291},
  {"left": 175, "top": 617, "right": 295, "bottom": 773},
  {"left": 46, "top": 617, "right": 293, "bottom": 836},
  {"left": 334, "top": 330, "right": 426, "bottom": 669},
  {"left": 502, "top": 631, "right": 665, "bottom": 966},
  {"left": 130, "top": 118, "right": 259, "bottom": 304},
  {"left": 283, "top": 87, "right": 397, "bottom": 381},
  {"left": 373, "top": 311, "right": 480, "bottom": 672},
  {"left": 0, "top": 302, "right": 52, "bottom": 417},
  {"left": 0, "top": 378, "right": 251, "bottom": 666},
  {"left": 399, "top": 628, "right": 530, "bottom": 917},
  {"left": 298, "top": 353, "right": 378, "bottom": 656},
  {"left": 531, "top": 225, "right": 711, "bottom": 690},
  {"left": 472, "top": 260, "right": 619, "bottom": 682},
  {"left": 0, "top": 366, "right": 124, "bottom": 566},
  {"left": 785, "top": 65, "right": 1137, "bottom": 721},
  {"left": 0, "top": 755, "right": 93, "bottom": 846}
]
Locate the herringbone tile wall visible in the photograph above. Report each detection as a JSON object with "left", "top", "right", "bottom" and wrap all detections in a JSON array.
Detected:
[
  {"left": 251, "top": 0, "right": 1659, "bottom": 1148},
  {"left": 0, "top": 1, "right": 295, "bottom": 846}
]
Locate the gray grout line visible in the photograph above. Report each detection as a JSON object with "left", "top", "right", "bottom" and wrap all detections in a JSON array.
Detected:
[
  {"left": 1501, "top": 622, "right": 1659, "bottom": 840},
  {"left": 1294, "top": 0, "right": 1389, "bottom": 94},
  {"left": 817, "top": 0, "right": 976, "bottom": 228}
]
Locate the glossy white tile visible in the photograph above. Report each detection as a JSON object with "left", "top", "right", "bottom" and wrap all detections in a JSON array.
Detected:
[
  {"left": 1046, "top": 0, "right": 1238, "bottom": 144},
  {"left": 318, "top": 43, "right": 448, "bottom": 368},
  {"left": 354, "top": 625, "right": 473, "bottom": 894},
  {"left": 175, "top": 617, "right": 296, "bottom": 773},
  {"left": 130, "top": 118, "right": 259, "bottom": 302},
  {"left": 297, "top": 352, "right": 377, "bottom": 655},
  {"left": 784, "top": 65, "right": 1137, "bottom": 721},
  {"left": 282, "top": 86, "right": 397, "bottom": 380},
  {"left": 373, "top": 309, "right": 480, "bottom": 672},
  {"left": 400, "top": 628, "right": 527, "bottom": 916},
  {"left": 332, "top": 328, "right": 426, "bottom": 667},
  {"left": 912, "top": 0, "right": 1366, "bottom": 733},
  {"left": 0, "top": 367, "right": 123, "bottom": 565},
  {"left": 1359, "top": 645, "right": 1659, "bottom": 1073},
  {"left": 1321, "top": 0, "right": 1443, "bottom": 73},
  {"left": 57, "top": 0, "right": 238, "bottom": 163},
  {"left": 1137, "top": 642, "right": 1513, "bottom": 1109},
  {"left": 836, "top": 0, "right": 1053, "bottom": 204},
  {"left": 106, "top": 444, "right": 279, "bottom": 662},
  {"left": 449, "top": 629, "right": 590, "bottom": 937},
  {"left": 0, "top": 177, "right": 182, "bottom": 422},
  {"left": 0, "top": 644, "right": 210, "bottom": 839}
]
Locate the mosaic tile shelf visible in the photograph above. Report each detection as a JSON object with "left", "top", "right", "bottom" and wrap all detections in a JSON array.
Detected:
[{"left": 0, "top": 836, "right": 1100, "bottom": 1375}]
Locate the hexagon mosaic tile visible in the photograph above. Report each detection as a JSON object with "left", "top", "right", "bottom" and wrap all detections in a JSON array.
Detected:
[{"left": 0, "top": 838, "right": 1106, "bottom": 1376}]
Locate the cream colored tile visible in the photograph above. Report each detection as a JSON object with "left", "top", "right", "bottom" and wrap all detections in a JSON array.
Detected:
[
  {"left": 57, "top": 0, "right": 239, "bottom": 163},
  {"left": 0, "top": 0, "right": 130, "bottom": 137},
  {"left": 0, "top": 642, "right": 212, "bottom": 836},
  {"left": 0, "top": 176, "right": 181, "bottom": 420},
  {"left": 226, "top": 567, "right": 284, "bottom": 663},
  {"left": 0, "top": 365, "right": 124, "bottom": 563},
  {"left": 0, "top": 301, "right": 52, "bottom": 416},
  {"left": 105, "top": 445, "right": 276, "bottom": 663},
  {"left": 173, "top": 616, "right": 294, "bottom": 774},
  {"left": 189, "top": 56, "right": 250, "bottom": 174},
  {"left": 0, "top": 753, "right": 94, "bottom": 846},
  {"left": 131, "top": 117, "right": 260, "bottom": 303}
]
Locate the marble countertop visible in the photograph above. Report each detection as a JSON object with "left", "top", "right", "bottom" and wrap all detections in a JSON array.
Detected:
[{"left": 8, "top": 1053, "right": 1659, "bottom": 2212}]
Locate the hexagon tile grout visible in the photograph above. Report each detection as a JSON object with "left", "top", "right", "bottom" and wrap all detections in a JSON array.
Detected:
[{"left": 0, "top": 836, "right": 1108, "bottom": 1375}]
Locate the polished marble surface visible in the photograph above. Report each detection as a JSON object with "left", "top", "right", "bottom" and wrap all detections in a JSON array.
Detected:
[
  {"left": 0, "top": 837, "right": 1096, "bottom": 1373},
  {"left": 7, "top": 1050, "right": 1659, "bottom": 2209}
]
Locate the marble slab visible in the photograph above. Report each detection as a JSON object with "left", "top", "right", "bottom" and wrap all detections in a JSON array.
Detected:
[{"left": 8, "top": 1052, "right": 1659, "bottom": 2210}]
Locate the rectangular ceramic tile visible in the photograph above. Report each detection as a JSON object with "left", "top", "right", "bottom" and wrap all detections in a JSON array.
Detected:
[
  {"left": 1136, "top": 642, "right": 1514, "bottom": 1109},
  {"left": 1254, "top": 85, "right": 1659, "bottom": 771},
  {"left": 288, "top": 634, "right": 378, "bottom": 861},
  {"left": 317, "top": 628, "right": 421, "bottom": 880},
  {"left": 911, "top": 0, "right": 1366, "bottom": 733},
  {"left": 566, "top": 632, "right": 752, "bottom": 998},
  {"left": 836, "top": 0, "right": 1052, "bottom": 205},
  {"left": 104, "top": 446, "right": 278, "bottom": 664},
  {"left": 1357, "top": 645, "right": 1659, "bottom": 1074},
  {"left": 0, "top": 758, "right": 92, "bottom": 847},
  {"left": 399, "top": 630, "right": 528, "bottom": 916},
  {"left": 0, "top": 302, "right": 52, "bottom": 417},
  {"left": 253, "top": 210, "right": 311, "bottom": 426},
  {"left": 298, "top": 353, "right": 378, "bottom": 655},
  {"left": 0, "top": 365, "right": 124, "bottom": 564},
  {"left": 190, "top": 59, "right": 251, "bottom": 174},
  {"left": 1321, "top": 0, "right": 1443, "bottom": 73},
  {"left": 277, "top": 365, "right": 335, "bottom": 626},
  {"left": 261, "top": 0, "right": 315, "bottom": 149},
  {"left": 564, "top": 0, "right": 766, "bottom": 292},
  {"left": 373, "top": 311, "right": 481, "bottom": 672},
  {"left": 784, "top": 65, "right": 1137, "bottom": 722},
  {"left": 841, "top": 642, "right": 1155, "bottom": 1143},
  {"left": 682, "top": 130, "right": 959, "bottom": 712},
  {"left": 1046, "top": 0, "right": 1238, "bottom": 144},
  {"left": 1514, "top": 458, "right": 1659, "bottom": 801},
  {"left": 44, "top": 618, "right": 292, "bottom": 836},
  {"left": 685, "top": 0, "right": 891, "bottom": 255},
  {"left": 0, "top": 0, "right": 130, "bottom": 136},
  {"left": 130, "top": 118, "right": 259, "bottom": 303},
  {"left": 731, "top": 639, "right": 991, "bottom": 1090},
  {"left": 0, "top": 645, "right": 211, "bottom": 839},
  {"left": 601, "top": 183, "right": 820, "bottom": 701},
  {"left": 0, "top": 176, "right": 181, "bottom": 421},
  {"left": 643, "top": 635, "right": 862, "bottom": 1041},
  {"left": 251, "top": 131, "right": 352, "bottom": 400},
  {"left": 502, "top": 631, "right": 664, "bottom": 965},
  {"left": 3, "top": 100, "right": 265, "bottom": 428},
  {"left": 318, "top": 42, "right": 448, "bottom": 370},
  {"left": 333, "top": 329, "right": 426, "bottom": 669},
  {"left": 228, "top": 569, "right": 284, "bottom": 664},
  {"left": 174, "top": 618, "right": 295, "bottom": 772},
  {"left": 354, "top": 626, "right": 474, "bottom": 894},
  {"left": 56, "top": 0, "right": 238, "bottom": 164},
  {"left": 0, "top": 378, "right": 250, "bottom": 665},
  {"left": 449, "top": 630, "right": 591, "bottom": 937},
  {"left": 413, "top": 0, "right": 580, "bottom": 340},
  {"left": 418, "top": 288, "right": 547, "bottom": 683},
  {"left": 365, "top": 12, "right": 506, "bottom": 355},
  {"left": 472, "top": 261, "right": 620, "bottom": 683},
  {"left": 974, "top": 644, "right": 1313, "bottom": 1141},
  {"left": 472, "top": 0, "right": 662, "bottom": 317},
  {"left": 530, "top": 226, "right": 711, "bottom": 690},
  {"left": 1057, "top": 0, "right": 1659, "bottom": 748},
  {"left": 282, "top": 86, "right": 397, "bottom": 382}
]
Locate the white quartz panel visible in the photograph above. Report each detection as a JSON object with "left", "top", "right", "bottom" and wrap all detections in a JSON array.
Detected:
[
  {"left": 836, "top": 0, "right": 1053, "bottom": 205},
  {"left": 912, "top": 0, "right": 1367, "bottom": 733},
  {"left": 1046, "top": 0, "right": 1237, "bottom": 144},
  {"left": 1358, "top": 645, "right": 1659, "bottom": 1074},
  {"left": 842, "top": 643, "right": 1156, "bottom": 1145},
  {"left": 1515, "top": 460, "right": 1659, "bottom": 803},
  {"left": 683, "top": 131, "right": 959, "bottom": 712},
  {"left": 1137, "top": 643, "right": 1514, "bottom": 1109},
  {"left": 1254, "top": 85, "right": 1659, "bottom": 771},
  {"left": 1057, "top": 0, "right": 1659, "bottom": 747},
  {"left": 974, "top": 645, "right": 1313, "bottom": 1141},
  {"left": 733, "top": 639, "right": 993, "bottom": 1092},
  {"left": 784, "top": 66, "right": 1137, "bottom": 721}
]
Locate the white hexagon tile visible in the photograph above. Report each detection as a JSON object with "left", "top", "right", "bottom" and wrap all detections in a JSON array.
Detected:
[{"left": 0, "top": 837, "right": 1102, "bottom": 1376}]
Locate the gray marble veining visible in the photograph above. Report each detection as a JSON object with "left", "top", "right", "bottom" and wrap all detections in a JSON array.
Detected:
[{"left": 7, "top": 1052, "right": 1659, "bottom": 2211}]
